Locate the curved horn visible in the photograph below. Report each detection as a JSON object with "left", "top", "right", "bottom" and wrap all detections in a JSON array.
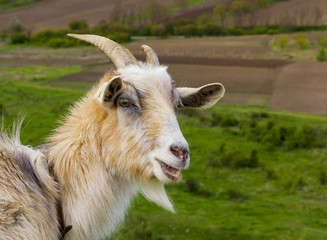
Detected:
[
  {"left": 141, "top": 45, "right": 159, "bottom": 66},
  {"left": 67, "top": 33, "right": 139, "bottom": 68}
]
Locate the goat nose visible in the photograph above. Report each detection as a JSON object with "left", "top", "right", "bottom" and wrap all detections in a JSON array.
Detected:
[{"left": 170, "top": 145, "right": 189, "bottom": 161}]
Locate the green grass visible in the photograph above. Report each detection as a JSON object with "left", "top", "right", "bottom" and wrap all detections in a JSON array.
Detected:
[
  {"left": 0, "top": 65, "right": 85, "bottom": 145},
  {"left": 0, "top": 0, "right": 43, "bottom": 12},
  {"left": 110, "top": 106, "right": 327, "bottom": 240},
  {"left": 1, "top": 64, "right": 327, "bottom": 239},
  {"left": 0, "top": 65, "right": 85, "bottom": 84}
]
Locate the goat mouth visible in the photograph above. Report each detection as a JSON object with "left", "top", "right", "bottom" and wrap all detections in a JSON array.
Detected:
[{"left": 157, "top": 160, "right": 181, "bottom": 181}]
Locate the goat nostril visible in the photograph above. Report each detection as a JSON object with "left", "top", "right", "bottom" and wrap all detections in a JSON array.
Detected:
[{"left": 170, "top": 145, "right": 189, "bottom": 161}]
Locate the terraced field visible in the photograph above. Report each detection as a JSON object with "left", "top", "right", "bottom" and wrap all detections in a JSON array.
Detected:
[{"left": 1, "top": 34, "right": 327, "bottom": 114}]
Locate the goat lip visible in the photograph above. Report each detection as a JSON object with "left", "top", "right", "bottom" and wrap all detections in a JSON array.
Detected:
[{"left": 156, "top": 159, "right": 181, "bottom": 181}]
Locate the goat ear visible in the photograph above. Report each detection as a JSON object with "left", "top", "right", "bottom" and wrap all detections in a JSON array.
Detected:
[
  {"left": 96, "top": 76, "right": 123, "bottom": 107},
  {"left": 176, "top": 83, "right": 225, "bottom": 109}
]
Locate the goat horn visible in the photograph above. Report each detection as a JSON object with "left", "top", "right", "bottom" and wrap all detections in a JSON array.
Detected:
[
  {"left": 141, "top": 45, "right": 159, "bottom": 66},
  {"left": 67, "top": 34, "right": 139, "bottom": 68}
]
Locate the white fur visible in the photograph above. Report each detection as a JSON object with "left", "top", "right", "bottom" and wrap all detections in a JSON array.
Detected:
[
  {"left": 139, "top": 181, "right": 174, "bottom": 213},
  {"left": 48, "top": 60, "right": 224, "bottom": 240}
]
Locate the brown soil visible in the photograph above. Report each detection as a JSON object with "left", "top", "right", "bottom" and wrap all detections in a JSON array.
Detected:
[
  {"left": 268, "top": 62, "right": 327, "bottom": 115},
  {"left": 1, "top": 0, "right": 327, "bottom": 33},
  {"left": 54, "top": 61, "right": 281, "bottom": 91},
  {"left": 0, "top": 0, "right": 175, "bottom": 32},
  {"left": 2, "top": 34, "right": 327, "bottom": 115},
  {"left": 168, "top": 64, "right": 281, "bottom": 92},
  {"left": 135, "top": 55, "right": 289, "bottom": 68},
  {"left": 246, "top": 0, "right": 327, "bottom": 26},
  {"left": 53, "top": 65, "right": 109, "bottom": 83},
  {"left": 127, "top": 36, "right": 276, "bottom": 60},
  {"left": 53, "top": 59, "right": 283, "bottom": 108},
  {"left": 174, "top": 0, "right": 230, "bottom": 20}
]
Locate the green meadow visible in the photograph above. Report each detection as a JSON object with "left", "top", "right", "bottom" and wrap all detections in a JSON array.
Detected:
[{"left": 1, "top": 65, "right": 327, "bottom": 240}]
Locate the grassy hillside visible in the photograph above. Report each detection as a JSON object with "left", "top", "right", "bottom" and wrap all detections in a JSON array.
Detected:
[{"left": 1, "top": 65, "right": 327, "bottom": 240}]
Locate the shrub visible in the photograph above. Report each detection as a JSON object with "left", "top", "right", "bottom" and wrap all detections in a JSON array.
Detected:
[
  {"left": 180, "top": 108, "right": 201, "bottom": 118},
  {"left": 46, "top": 38, "right": 74, "bottom": 48},
  {"left": 265, "top": 168, "right": 277, "bottom": 180},
  {"left": 172, "top": 18, "right": 195, "bottom": 27},
  {"left": 275, "top": 35, "right": 290, "bottom": 49},
  {"left": 261, "top": 124, "right": 289, "bottom": 148},
  {"left": 248, "top": 149, "right": 259, "bottom": 167},
  {"left": 203, "top": 23, "right": 223, "bottom": 36},
  {"left": 10, "top": 32, "right": 28, "bottom": 44},
  {"left": 226, "top": 188, "right": 244, "bottom": 202},
  {"left": 8, "top": 18, "right": 24, "bottom": 33},
  {"left": 219, "top": 149, "right": 240, "bottom": 167},
  {"left": 197, "top": 14, "right": 214, "bottom": 25},
  {"left": 251, "top": 26, "right": 270, "bottom": 35},
  {"left": 106, "top": 32, "right": 131, "bottom": 43},
  {"left": 316, "top": 47, "right": 327, "bottom": 62},
  {"left": 241, "top": 115, "right": 321, "bottom": 150},
  {"left": 226, "top": 27, "right": 245, "bottom": 36},
  {"left": 220, "top": 116, "right": 239, "bottom": 127},
  {"left": 282, "top": 174, "right": 306, "bottom": 192},
  {"left": 211, "top": 114, "right": 239, "bottom": 128},
  {"left": 173, "top": 24, "right": 199, "bottom": 36},
  {"left": 68, "top": 19, "right": 89, "bottom": 30},
  {"left": 0, "top": 104, "right": 5, "bottom": 116},
  {"left": 0, "top": 31, "right": 8, "bottom": 40},
  {"left": 184, "top": 178, "right": 212, "bottom": 196},
  {"left": 295, "top": 35, "right": 311, "bottom": 49},
  {"left": 319, "top": 170, "right": 327, "bottom": 185},
  {"left": 292, "top": 176, "right": 305, "bottom": 192},
  {"left": 232, "top": 149, "right": 259, "bottom": 169},
  {"left": 142, "top": 25, "right": 152, "bottom": 36},
  {"left": 106, "top": 22, "right": 130, "bottom": 33},
  {"left": 267, "top": 29, "right": 280, "bottom": 35},
  {"left": 218, "top": 148, "right": 259, "bottom": 169},
  {"left": 250, "top": 112, "right": 269, "bottom": 119},
  {"left": 316, "top": 36, "right": 327, "bottom": 47},
  {"left": 29, "top": 29, "right": 60, "bottom": 43},
  {"left": 285, "top": 125, "right": 315, "bottom": 149},
  {"left": 150, "top": 24, "right": 165, "bottom": 36},
  {"left": 185, "top": 178, "right": 200, "bottom": 193},
  {"left": 219, "top": 143, "right": 226, "bottom": 153}
]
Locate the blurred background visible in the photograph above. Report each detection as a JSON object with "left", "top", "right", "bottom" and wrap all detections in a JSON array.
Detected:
[{"left": 1, "top": 0, "right": 327, "bottom": 239}]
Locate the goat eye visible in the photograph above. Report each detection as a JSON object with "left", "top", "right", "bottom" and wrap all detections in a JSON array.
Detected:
[{"left": 118, "top": 98, "right": 131, "bottom": 107}]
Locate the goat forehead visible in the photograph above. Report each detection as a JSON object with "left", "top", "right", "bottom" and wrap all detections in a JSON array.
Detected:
[{"left": 118, "top": 64, "right": 173, "bottom": 94}]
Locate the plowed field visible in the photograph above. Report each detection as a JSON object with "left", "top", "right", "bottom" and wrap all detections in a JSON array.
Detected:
[{"left": 2, "top": 36, "right": 327, "bottom": 115}]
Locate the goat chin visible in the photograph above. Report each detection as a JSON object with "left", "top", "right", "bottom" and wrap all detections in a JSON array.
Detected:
[
  {"left": 1, "top": 34, "right": 225, "bottom": 240},
  {"left": 139, "top": 181, "right": 175, "bottom": 213}
]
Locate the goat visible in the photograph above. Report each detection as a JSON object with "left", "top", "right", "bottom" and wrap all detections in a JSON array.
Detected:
[
  {"left": 0, "top": 34, "right": 225, "bottom": 240},
  {"left": 0, "top": 122, "right": 59, "bottom": 240}
]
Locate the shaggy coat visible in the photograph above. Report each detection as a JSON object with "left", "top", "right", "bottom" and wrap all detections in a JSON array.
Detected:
[
  {"left": 0, "top": 34, "right": 225, "bottom": 240},
  {"left": 45, "top": 64, "right": 224, "bottom": 240},
  {"left": 0, "top": 126, "right": 58, "bottom": 240}
]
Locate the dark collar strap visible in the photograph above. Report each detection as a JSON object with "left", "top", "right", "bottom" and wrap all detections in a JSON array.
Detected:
[
  {"left": 49, "top": 164, "right": 73, "bottom": 240},
  {"left": 60, "top": 225, "right": 73, "bottom": 239},
  {"left": 57, "top": 199, "right": 72, "bottom": 239}
]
